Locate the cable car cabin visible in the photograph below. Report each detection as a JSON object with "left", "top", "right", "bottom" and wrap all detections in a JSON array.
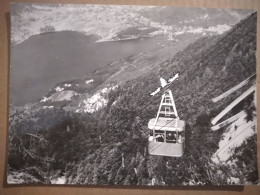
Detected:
[{"left": 148, "top": 90, "right": 185, "bottom": 157}]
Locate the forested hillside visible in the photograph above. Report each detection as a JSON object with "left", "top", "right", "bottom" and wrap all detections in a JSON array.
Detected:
[{"left": 8, "top": 12, "right": 257, "bottom": 185}]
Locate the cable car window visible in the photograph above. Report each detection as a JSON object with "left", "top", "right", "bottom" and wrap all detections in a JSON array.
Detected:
[
  {"left": 176, "top": 131, "right": 185, "bottom": 143},
  {"left": 166, "top": 132, "right": 177, "bottom": 143},
  {"left": 154, "top": 130, "right": 165, "bottom": 142}
]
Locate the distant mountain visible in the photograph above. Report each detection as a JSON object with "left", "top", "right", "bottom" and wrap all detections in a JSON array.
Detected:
[
  {"left": 142, "top": 7, "right": 252, "bottom": 27},
  {"left": 11, "top": 3, "right": 253, "bottom": 45}
]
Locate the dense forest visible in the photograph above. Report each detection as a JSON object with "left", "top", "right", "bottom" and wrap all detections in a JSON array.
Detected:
[{"left": 8, "top": 12, "right": 258, "bottom": 185}]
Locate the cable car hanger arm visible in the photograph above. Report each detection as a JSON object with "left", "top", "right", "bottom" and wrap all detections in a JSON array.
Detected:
[{"left": 149, "top": 72, "right": 180, "bottom": 97}]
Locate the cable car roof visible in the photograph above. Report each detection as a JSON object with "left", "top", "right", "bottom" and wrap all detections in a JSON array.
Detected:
[{"left": 148, "top": 117, "right": 185, "bottom": 131}]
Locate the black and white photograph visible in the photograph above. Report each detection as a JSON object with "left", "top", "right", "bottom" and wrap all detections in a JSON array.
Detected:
[{"left": 8, "top": 2, "right": 258, "bottom": 186}]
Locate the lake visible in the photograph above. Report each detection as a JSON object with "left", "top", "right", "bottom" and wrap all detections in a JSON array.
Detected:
[{"left": 10, "top": 31, "right": 169, "bottom": 105}]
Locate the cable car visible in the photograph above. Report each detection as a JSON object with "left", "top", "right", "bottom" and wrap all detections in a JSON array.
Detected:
[{"left": 148, "top": 77, "right": 185, "bottom": 157}]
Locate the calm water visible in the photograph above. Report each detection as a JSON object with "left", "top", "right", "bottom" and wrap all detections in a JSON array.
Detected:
[{"left": 10, "top": 31, "right": 168, "bottom": 105}]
